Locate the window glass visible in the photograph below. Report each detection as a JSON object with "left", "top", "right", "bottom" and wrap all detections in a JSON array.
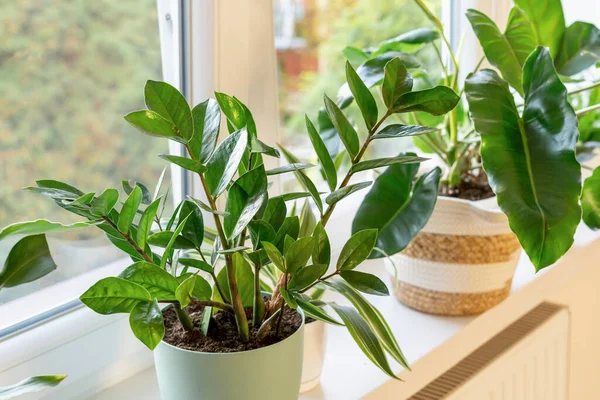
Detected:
[{"left": 0, "top": 1, "right": 169, "bottom": 307}]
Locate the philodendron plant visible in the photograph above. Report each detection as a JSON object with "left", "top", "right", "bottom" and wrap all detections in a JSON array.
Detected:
[
  {"left": 334, "top": 0, "right": 600, "bottom": 271},
  {"left": 0, "top": 66, "right": 458, "bottom": 379}
]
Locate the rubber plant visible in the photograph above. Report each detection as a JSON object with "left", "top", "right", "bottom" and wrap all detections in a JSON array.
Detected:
[
  {"left": 0, "top": 69, "right": 458, "bottom": 380},
  {"left": 0, "top": 235, "right": 66, "bottom": 399},
  {"left": 339, "top": 0, "right": 600, "bottom": 271}
]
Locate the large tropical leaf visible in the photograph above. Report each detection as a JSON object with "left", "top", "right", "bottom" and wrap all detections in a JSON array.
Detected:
[
  {"left": 352, "top": 159, "right": 440, "bottom": 258},
  {"left": 465, "top": 47, "right": 581, "bottom": 270},
  {"left": 513, "top": 0, "right": 565, "bottom": 59},
  {"left": 556, "top": 22, "right": 600, "bottom": 76}
]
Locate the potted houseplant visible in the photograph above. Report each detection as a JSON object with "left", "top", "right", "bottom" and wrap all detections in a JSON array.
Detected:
[
  {"left": 338, "top": 0, "right": 600, "bottom": 315},
  {"left": 0, "top": 70, "right": 458, "bottom": 398}
]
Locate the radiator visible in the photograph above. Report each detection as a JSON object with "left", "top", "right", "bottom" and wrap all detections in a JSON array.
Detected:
[{"left": 409, "top": 302, "right": 570, "bottom": 400}]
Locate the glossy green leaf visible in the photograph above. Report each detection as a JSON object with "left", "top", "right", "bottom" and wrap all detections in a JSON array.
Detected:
[
  {"left": 147, "top": 231, "right": 195, "bottom": 249},
  {"left": 582, "top": 167, "right": 600, "bottom": 230},
  {"left": 330, "top": 303, "right": 398, "bottom": 379},
  {"left": 262, "top": 241, "right": 285, "bottom": 273},
  {"left": 0, "top": 376, "right": 66, "bottom": 400},
  {"left": 340, "top": 270, "right": 389, "bottom": 296},
  {"left": 262, "top": 197, "right": 287, "bottom": 232},
  {"left": 298, "top": 200, "right": 317, "bottom": 238},
  {"left": 250, "top": 137, "right": 280, "bottom": 158},
  {"left": 306, "top": 116, "right": 337, "bottom": 190},
  {"left": 205, "top": 128, "right": 248, "bottom": 198},
  {"left": 189, "top": 98, "right": 221, "bottom": 163},
  {"left": 214, "top": 252, "right": 254, "bottom": 307},
  {"left": 36, "top": 180, "right": 83, "bottom": 196},
  {"left": 289, "top": 264, "right": 328, "bottom": 291},
  {"left": 353, "top": 162, "right": 441, "bottom": 258},
  {"left": 372, "top": 124, "right": 438, "bottom": 139},
  {"left": 556, "top": 21, "right": 600, "bottom": 76},
  {"left": 0, "top": 220, "right": 97, "bottom": 241},
  {"left": 224, "top": 166, "right": 268, "bottom": 239},
  {"left": 144, "top": 80, "right": 193, "bottom": 141},
  {"left": 280, "top": 288, "right": 298, "bottom": 309},
  {"left": 382, "top": 57, "right": 413, "bottom": 109},
  {"left": 129, "top": 299, "right": 164, "bottom": 350},
  {"left": 295, "top": 297, "right": 343, "bottom": 326},
  {"left": 375, "top": 28, "right": 440, "bottom": 54},
  {"left": 137, "top": 197, "right": 161, "bottom": 249},
  {"left": 274, "top": 216, "right": 300, "bottom": 251},
  {"left": 278, "top": 145, "right": 324, "bottom": 214},
  {"left": 265, "top": 163, "right": 315, "bottom": 176},
  {"left": 178, "top": 273, "right": 212, "bottom": 300},
  {"left": 337, "top": 229, "right": 378, "bottom": 271},
  {"left": 391, "top": 86, "right": 460, "bottom": 115},
  {"left": 124, "top": 110, "right": 186, "bottom": 144},
  {"left": 214, "top": 92, "right": 246, "bottom": 129},
  {"left": 514, "top": 0, "right": 565, "bottom": 59},
  {"left": 466, "top": 7, "right": 537, "bottom": 95},
  {"left": 80, "top": 277, "right": 151, "bottom": 315},
  {"left": 323, "top": 94, "right": 359, "bottom": 158},
  {"left": 90, "top": 189, "right": 119, "bottom": 217},
  {"left": 119, "top": 261, "right": 179, "bottom": 299},
  {"left": 178, "top": 257, "right": 214, "bottom": 273},
  {"left": 179, "top": 200, "right": 204, "bottom": 249},
  {"left": 346, "top": 62, "right": 378, "bottom": 130},
  {"left": 312, "top": 222, "right": 331, "bottom": 266},
  {"left": 158, "top": 154, "right": 207, "bottom": 174},
  {"left": 350, "top": 155, "right": 428, "bottom": 174},
  {"left": 187, "top": 196, "right": 229, "bottom": 216},
  {"left": 277, "top": 192, "right": 313, "bottom": 202},
  {"left": 325, "top": 182, "right": 372, "bottom": 207},
  {"left": 465, "top": 47, "right": 581, "bottom": 270},
  {"left": 285, "top": 237, "right": 315, "bottom": 274},
  {"left": 0, "top": 235, "right": 56, "bottom": 289},
  {"left": 122, "top": 180, "right": 152, "bottom": 205},
  {"left": 118, "top": 186, "right": 142, "bottom": 233},
  {"left": 175, "top": 274, "right": 197, "bottom": 307}
]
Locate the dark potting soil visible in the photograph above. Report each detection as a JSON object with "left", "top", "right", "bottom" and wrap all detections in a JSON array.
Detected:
[
  {"left": 439, "top": 175, "right": 495, "bottom": 201},
  {"left": 162, "top": 300, "right": 302, "bottom": 353}
]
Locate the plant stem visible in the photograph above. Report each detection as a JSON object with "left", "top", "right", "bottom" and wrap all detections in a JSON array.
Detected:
[
  {"left": 174, "top": 303, "right": 194, "bottom": 331},
  {"left": 102, "top": 217, "right": 154, "bottom": 263},
  {"left": 576, "top": 103, "right": 600, "bottom": 117},
  {"left": 252, "top": 261, "right": 266, "bottom": 326},
  {"left": 569, "top": 81, "right": 600, "bottom": 96},
  {"left": 300, "top": 271, "right": 338, "bottom": 293},
  {"left": 159, "top": 299, "right": 234, "bottom": 313}
]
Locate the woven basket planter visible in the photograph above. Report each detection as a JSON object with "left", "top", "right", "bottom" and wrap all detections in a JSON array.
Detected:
[{"left": 385, "top": 196, "right": 521, "bottom": 316}]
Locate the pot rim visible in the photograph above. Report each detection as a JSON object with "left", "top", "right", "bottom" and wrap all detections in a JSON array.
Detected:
[{"left": 158, "top": 307, "right": 305, "bottom": 356}]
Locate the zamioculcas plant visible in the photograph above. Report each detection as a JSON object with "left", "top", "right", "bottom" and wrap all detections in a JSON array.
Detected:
[{"left": 0, "top": 69, "right": 458, "bottom": 398}]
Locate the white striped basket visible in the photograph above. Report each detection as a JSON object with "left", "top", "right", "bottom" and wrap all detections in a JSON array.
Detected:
[{"left": 385, "top": 196, "right": 521, "bottom": 316}]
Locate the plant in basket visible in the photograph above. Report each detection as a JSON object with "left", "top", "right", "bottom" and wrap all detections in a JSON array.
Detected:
[
  {"left": 0, "top": 63, "right": 459, "bottom": 398},
  {"left": 334, "top": 0, "right": 600, "bottom": 316}
]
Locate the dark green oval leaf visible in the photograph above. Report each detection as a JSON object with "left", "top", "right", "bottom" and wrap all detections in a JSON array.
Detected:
[
  {"left": 382, "top": 57, "right": 413, "bottom": 109},
  {"left": 306, "top": 115, "right": 337, "bottom": 190},
  {"left": 323, "top": 94, "right": 360, "bottom": 158},
  {"left": 345, "top": 62, "right": 378, "bottom": 130},
  {"left": 340, "top": 270, "right": 389, "bottom": 296},
  {"left": 392, "top": 86, "right": 460, "bottom": 115},
  {"left": 337, "top": 229, "right": 378, "bottom": 271},
  {"left": 118, "top": 186, "right": 142, "bottom": 233}
]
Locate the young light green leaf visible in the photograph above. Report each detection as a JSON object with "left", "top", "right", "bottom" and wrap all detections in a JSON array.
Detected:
[
  {"left": 382, "top": 58, "right": 413, "bottom": 109},
  {"left": 325, "top": 182, "right": 372, "bottom": 207},
  {"left": 214, "top": 92, "right": 246, "bottom": 129},
  {"left": 312, "top": 222, "right": 331, "bottom": 266},
  {"left": 119, "top": 261, "right": 179, "bottom": 299},
  {"left": 124, "top": 110, "right": 187, "bottom": 144},
  {"left": 345, "top": 62, "right": 378, "bottom": 130},
  {"left": 337, "top": 229, "right": 378, "bottom": 271},
  {"left": 513, "top": 0, "right": 565, "bottom": 59},
  {"left": 340, "top": 270, "right": 389, "bottom": 296},
  {"left": 80, "top": 277, "right": 151, "bottom": 315},
  {"left": 285, "top": 237, "right": 315, "bottom": 274},
  {"left": 175, "top": 274, "right": 197, "bottom": 307},
  {"left": 90, "top": 189, "right": 119, "bottom": 217},
  {"left": 144, "top": 80, "right": 194, "bottom": 141},
  {"left": 205, "top": 128, "right": 248, "bottom": 198},
  {"left": 118, "top": 186, "right": 142, "bottom": 233},
  {"left": 0, "top": 220, "right": 97, "bottom": 241},
  {"left": 350, "top": 155, "right": 428, "bottom": 174},
  {"left": 323, "top": 94, "right": 359, "bottom": 158},
  {"left": 158, "top": 154, "right": 207, "bottom": 174},
  {"left": 0, "top": 376, "right": 66, "bottom": 400},
  {"left": 129, "top": 299, "right": 165, "bottom": 350},
  {"left": 0, "top": 235, "right": 57, "bottom": 289},
  {"left": 137, "top": 197, "right": 162, "bottom": 249},
  {"left": 306, "top": 116, "right": 337, "bottom": 190},
  {"left": 262, "top": 241, "right": 285, "bottom": 273}
]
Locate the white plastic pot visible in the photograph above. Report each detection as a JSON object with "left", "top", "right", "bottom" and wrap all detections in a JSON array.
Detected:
[{"left": 299, "top": 319, "right": 327, "bottom": 393}]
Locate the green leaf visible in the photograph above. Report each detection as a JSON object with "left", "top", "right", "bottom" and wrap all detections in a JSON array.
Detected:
[
  {"left": 261, "top": 197, "right": 287, "bottom": 232},
  {"left": 382, "top": 57, "right": 413, "bottom": 109},
  {"left": 340, "top": 270, "right": 389, "bottom": 296},
  {"left": 0, "top": 220, "right": 97, "bottom": 241},
  {"left": 298, "top": 200, "right": 317, "bottom": 238},
  {"left": 391, "top": 86, "right": 460, "bottom": 115},
  {"left": 342, "top": 46, "right": 369, "bottom": 65},
  {"left": 36, "top": 180, "right": 83, "bottom": 196},
  {"left": 161, "top": 213, "right": 192, "bottom": 269},
  {"left": 330, "top": 303, "right": 398, "bottom": 379},
  {"left": 289, "top": 264, "right": 328, "bottom": 291},
  {"left": 278, "top": 145, "right": 324, "bottom": 214},
  {"left": 306, "top": 115, "right": 337, "bottom": 191},
  {"left": 158, "top": 154, "right": 207, "bottom": 174},
  {"left": 274, "top": 216, "right": 300, "bottom": 251},
  {"left": 90, "top": 189, "right": 119, "bottom": 217},
  {"left": 350, "top": 155, "right": 428, "bottom": 174},
  {"left": 285, "top": 237, "right": 315, "bottom": 274},
  {"left": 0, "top": 235, "right": 56, "bottom": 289},
  {"left": 372, "top": 124, "right": 438, "bottom": 139},
  {"left": 266, "top": 163, "right": 315, "bottom": 176},
  {"left": 224, "top": 166, "right": 268, "bottom": 239},
  {"left": 187, "top": 196, "right": 229, "bottom": 216},
  {"left": 175, "top": 274, "right": 197, "bottom": 307},
  {"left": 326, "top": 279, "right": 409, "bottom": 370},
  {"left": 582, "top": 167, "right": 600, "bottom": 230},
  {"left": 144, "top": 80, "right": 194, "bottom": 141},
  {"left": 337, "top": 229, "right": 378, "bottom": 271},
  {"left": 514, "top": 0, "right": 565, "bottom": 59},
  {"left": 250, "top": 137, "right": 280, "bottom": 158},
  {"left": 262, "top": 241, "right": 285, "bottom": 273},
  {"left": 465, "top": 47, "right": 581, "bottom": 270},
  {"left": 280, "top": 288, "right": 298, "bottom": 309},
  {"left": 466, "top": 7, "right": 536, "bottom": 95},
  {"left": 346, "top": 62, "right": 378, "bottom": 130},
  {"left": 312, "top": 222, "right": 331, "bottom": 266},
  {"left": 323, "top": 94, "right": 359, "bottom": 158},
  {"left": 205, "top": 128, "right": 248, "bottom": 198},
  {"left": 178, "top": 273, "right": 212, "bottom": 300},
  {"left": 122, "top": 180, "right": 152, "bottom": 205},
  {"left": 147, "top": 231, "right": 196, "bottom": 249},
  {"left": 556, "top": 21, "right": 600, "bottom": 76},
  {"left": 80, "top": 277, "right": 151, "bottom": 315},
  {"left": 214, "top": 92, "right": 246, "bottom": 129},
  {"left": 129, "top": 299, "right": 165, "bottom": 350},
  {"left": 179, "top": 200, "right": 204, "bottom": 249},
  {"left": 277, "top": 192, "right": 313, "bottom": 202},
  {"left": 325, "top": 182, "right": 372, "bottom": 207},
  {"left": 375, "top": 28, "right": 440, "bottom": 54},
  {"left": 214, "top": 252, "right": 254, "bottom": 306},
  {"left": 295, "top": 297, "right": 343, "bottom": 326},
  {"left": 124, "top": 110, "right": 186, "bottom": 144},
  {"left": 353, "top": 162, "right": 441, "bottom": 258},
  {"left": 119, "top": 261, "right": 179, "bottom": 299},
  {"left": 178, "top": 258, "right": 214, "bottom": 273},
  {"left": 137, "top": 197, "right": 161, "bottom": 249},
  {"left": 248, "top": 221, "right": 277, "bottom": 251},
  {"left": 189, "top": 98, "right": 221, "bottom": 163},
  {"left": 0, "top": 376, "right": 66, "bottom": 400},
  {"left": 118, "top": 186, "right": 142, "bottom": 233}
]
